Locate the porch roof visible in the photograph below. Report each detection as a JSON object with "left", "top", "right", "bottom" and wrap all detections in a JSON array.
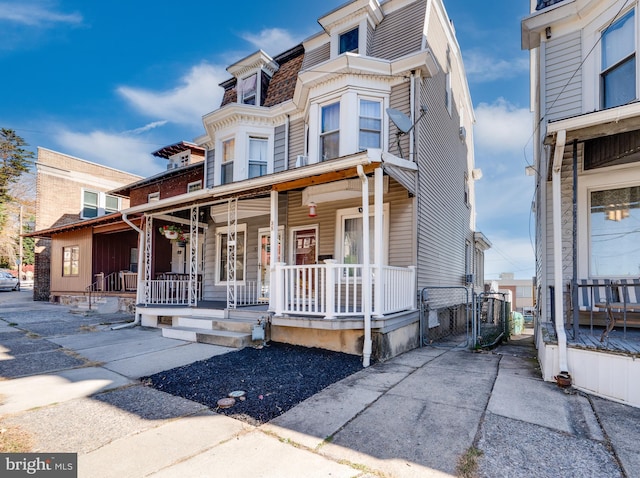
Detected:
[
  {"left": 121, "top": 149, "right": 402, "bottom": 216},
  {"left": 24, "top": 213, "right": 142, "bottom": 239}
]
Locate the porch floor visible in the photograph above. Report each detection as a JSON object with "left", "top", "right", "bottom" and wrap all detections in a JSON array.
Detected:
[{"left": 541, "top": 322, "right": 640, "bottom": 356}]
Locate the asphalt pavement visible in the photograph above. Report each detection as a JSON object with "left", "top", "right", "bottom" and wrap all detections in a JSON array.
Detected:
[{"left": 0, "top": 288, "right": 638, "bottom": 478}]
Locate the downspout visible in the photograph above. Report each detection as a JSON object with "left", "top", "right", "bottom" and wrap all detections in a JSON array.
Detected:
[
  {"left": 284, "top": 114, "right": 290, "bottom": 170},
  {"left": 551, "top": 130, "right": 569, "bottom": 375},
  {"left": 409, "top": 70, "right": 416, "bottom": 160},
  {"left": 112, "top": 212, "right": 144, "bottom": 329},
  {"left": 357, "top": 164, "right": 372, "bottom": 367}
]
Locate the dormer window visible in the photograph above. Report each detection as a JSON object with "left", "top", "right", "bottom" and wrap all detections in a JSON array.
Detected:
[
  {"left": 168, "top": 151, "right": 190, "bottom": 169},
  {"left": 239, "top": 74, "right": 258, "bottom": 105},
  {"left": 339, "top": 27, "right": 359, "bottom": 54}
]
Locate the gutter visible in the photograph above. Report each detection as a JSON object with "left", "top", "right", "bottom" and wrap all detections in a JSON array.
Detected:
[
  {"left": 551, "top": 129, "right": 569, "bottom": 375},
  {"left": 112, "top": 213, "right": 144, "bottom": 330},
  {"left": 357, "top": 164, "right": 372, "bottom": 367}
]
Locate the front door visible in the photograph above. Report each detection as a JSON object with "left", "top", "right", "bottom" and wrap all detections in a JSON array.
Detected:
[
  {"left": 292, "top": 227, "right": 317, "bottom": 300},
  {"left": 258, "top": 228, "right": 282, "bottom": 300}
]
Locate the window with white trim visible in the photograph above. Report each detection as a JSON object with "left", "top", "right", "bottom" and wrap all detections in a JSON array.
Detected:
[
  {"left": 339, "top": 27, "right": 359, "bottom": 54},
  {"left": 216, "top": 224, "right": 246, "bottom": 284},
  {"left": 239, "top": 73, "right": 258, "bottom": 105},
  {"left": 148, "top": 192, "right": 160, "bottom": 202},
  {"left": 601, "top": 9, "right": 636, "bottom": 109},
  {"left": 589, "top": 185, "right": 640, "bottom": 276},
  {"left": 62, "top": 245, "right": 79, "bottom": 276},
  {"left": 187, "top": 180, "right": 202, "bottom": 193},
  {"left": 336, "top": 205, "right": 389, "bottom": 276},
  {"left": 82, "top": 190, "right": 121, "bottom": 218},
  {"left": 221, "top": 138, "right": 235, "bottom": 184},
  {"left": 320, "top": 102, "right": 340, "bottom": 161},
  {"left": 248, "top": 137, "right": 268, "bottom": 178},
  {"left": 359, "top": 99, "right": 381, "bottom": 150}
]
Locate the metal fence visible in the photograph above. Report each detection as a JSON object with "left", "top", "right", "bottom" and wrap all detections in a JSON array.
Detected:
[
  {"left": 419, "top": 287, "right": 510, "bottom": 349},
  {"left": 473, "top": 292, "right": 509, "bottom": 348}
]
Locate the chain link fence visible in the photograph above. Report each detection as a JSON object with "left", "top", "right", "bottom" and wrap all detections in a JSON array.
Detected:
[{"left": 419, "top": 287, "right": 510, "bottom": 349}]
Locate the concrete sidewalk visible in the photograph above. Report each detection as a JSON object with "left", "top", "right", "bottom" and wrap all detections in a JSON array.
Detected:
[{"left": 0, "top": 293, "right": 638, "bottom": 477}]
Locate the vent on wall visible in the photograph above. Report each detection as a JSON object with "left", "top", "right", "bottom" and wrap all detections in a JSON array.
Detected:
[{"left": 296, "top": 155, "right": 308, "bottom": 167}]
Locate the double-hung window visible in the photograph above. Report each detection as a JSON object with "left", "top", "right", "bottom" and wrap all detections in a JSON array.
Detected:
[
  {"left": 221, "top": 138, "right": 235, "bottom": 184},
  {"left": 589, "top": 185, "right": 640, "bottom": 276},
  {"left": 240, "top": 74, "right": 257, "bottom": 105},
  {"left": 62, "top": 245, "right": 79, "bottom": 276},
  {"left": 601, "top": 9, "right": 636, "bottom": 109},
  {"left": 248, "top": 137, "right": 268, "bottom": 178},
  {"left": 320, "top": 102, "right": 340, "bottom": 161},
  {"left": 82, "top": 191, "right": 99, "bottom": 218},
  {"left": 359, "top": 99, "right": 381, "bottom": 150},
  {"left": 339, "top": 27, "right": 359, "bottom": 54},
  {"left": 105, "top": 195, "right": 119, "bottom": 214}
]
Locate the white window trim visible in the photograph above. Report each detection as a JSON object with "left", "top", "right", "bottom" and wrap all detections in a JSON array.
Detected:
[
  {"left": 358, "top": 97, "right": 383, "bottom": 151},
  {"left": 81, "top": 189, "right": 121, "bottom": 219},
  {"left": 148, "top": 192, "right": 160, "bottom": 202},
  {"left": 187, "top": 180, "right": 202, "bottom": 193},
  {"left": 334, "top": 204, "right": 390, "bottom": 268},
  {"left": 599, "top": 8, "right": 636, "bottom": 109},
  {"left": 332, "top": 19, "right": 368, "bottom": 57},
  {"left": 289, "top": 225, "right": 319, "bottom": 265},
  {"left": 215, "top": 223, "right": 247, "bottom": 285},
  {"left": 220, "top": 137, "right": 235, "bottom": 185},
  {"left": 248, "top": 136, "right": 269, "bottom": 179},
  {"left": 577, "top": 163, "right": 640, "bottom": 278}
]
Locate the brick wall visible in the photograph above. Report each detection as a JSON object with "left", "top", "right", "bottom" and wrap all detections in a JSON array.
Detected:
[
  {"left": 129, "top": 167, "right": 204, "bottom": 206},
  {"left": 33, "top": 148, "right": 141, "bottom": 300}
]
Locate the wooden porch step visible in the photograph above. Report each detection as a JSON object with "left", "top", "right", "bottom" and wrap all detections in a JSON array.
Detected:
[{"left": 162, "top": 326, "right": 253, "bottom": 348}]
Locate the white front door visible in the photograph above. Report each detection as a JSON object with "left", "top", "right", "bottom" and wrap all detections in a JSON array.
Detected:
[{"left": 258, "top": 227, "right": 282, "bottom": 300}]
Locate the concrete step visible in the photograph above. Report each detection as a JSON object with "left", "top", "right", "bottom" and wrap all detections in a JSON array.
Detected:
[
  {"left": 173, "top": 316, "right": 257, "bottom": 334},
  {"left": 162, "top": 326, "right": 253, "bottom": 348}
]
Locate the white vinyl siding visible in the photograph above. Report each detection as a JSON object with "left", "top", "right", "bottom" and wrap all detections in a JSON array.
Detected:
[{"left": 545, "top": 31, "right": 583, "bottom": 122}]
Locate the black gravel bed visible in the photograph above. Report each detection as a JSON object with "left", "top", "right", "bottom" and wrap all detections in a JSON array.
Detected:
[{"left": 143, "top": 342, "right": 363, "bottom": 426}]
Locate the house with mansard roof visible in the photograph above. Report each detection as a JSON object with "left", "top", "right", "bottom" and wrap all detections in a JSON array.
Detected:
[
  {"left": 523, "top": 0, "right": 640, "bottom": 407},
  {"left": 28, "top": 0, "right": 489, "bottom": 364}
]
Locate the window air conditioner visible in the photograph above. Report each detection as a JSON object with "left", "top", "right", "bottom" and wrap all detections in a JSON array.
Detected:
[{"left": 296, "top": 155, "right": 308, "bottom": 167}]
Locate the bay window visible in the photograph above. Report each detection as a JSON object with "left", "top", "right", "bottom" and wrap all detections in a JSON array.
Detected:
[
  {"left": 248, "top": 137, "right": 268, "bottom": 178},
  {"left": 320, "top": 102, "right": 340, "bottom": 161},
  {"left": 590, "top": 185, "right": 640, "bottom": 276},
  {"left": 601, "top": 9, "right": 636, "bottom": 109},
  {"left": 359, "top": 99, "right": 381, "bottom": 150},
  {"left": 221, "top": 138, "right": 235, "bottom": 184}
]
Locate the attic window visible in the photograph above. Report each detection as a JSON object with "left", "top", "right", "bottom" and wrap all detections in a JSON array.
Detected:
[
  {"left": 339, "top": 27, "right": 359, "bottom": 54},
  {"left": 239, "top": 74, "right": 257, "bottom": 105}
]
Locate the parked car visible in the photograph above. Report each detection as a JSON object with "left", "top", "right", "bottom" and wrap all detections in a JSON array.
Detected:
[{"left": 0, "top": 271, "right": 19, "bottom": 291}]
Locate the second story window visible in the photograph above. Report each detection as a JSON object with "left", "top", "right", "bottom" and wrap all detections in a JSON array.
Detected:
[
  {"left": 82, "top": 190, "right": 120, "bottom": 218},
  {"left": 187, "top": 180, "right": 202, "bottom": 193},
  {"left": 320, "top": 102, "right": 340, "bottom": 161},
  {"left": 359, "top": 99, "right": 381, "bottom": 150},
  {"left": 83, "top": 191, "right": 99, "bottom": 218},
  {"left": 248, "top": 137, "right": 268, "bottom": 178},
  {"left": 222, "top": 138, "right": 235, "bottom": 184},
  {"left": 339, "top": 27, "right": 359, "bottom": 54},
  {"left": 602, "top": 9, "right": 636, "bottom": 109},
  {"left": 105, "top": 195, "right": 119, "bottom": 214}
]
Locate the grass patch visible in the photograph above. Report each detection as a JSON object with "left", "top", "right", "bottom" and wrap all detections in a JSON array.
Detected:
[
  {"left": 0, "top": 422, "right": 33, "bottom": 453},
  {"left": 78, "top": 324, "right": 98, "bottom": 333},
  {"left": 456, "top": 447, "right": 483, "bottom": 478}
]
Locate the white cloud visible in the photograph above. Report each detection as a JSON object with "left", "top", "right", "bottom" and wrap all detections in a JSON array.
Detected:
[
  {"left": 0, "top": 1, "right": 82, "bottom": 26},
  {"left": 464, "top": 49, "right": 529, "bottom": 83},
  {"left": 474, "top": 98, "right": 532, "bottom": 155},
  {"left": 117, "top": 62, "right": 227, "bottom": 127},
  {"left": 241, "top": 28, "right": 301, "bottom": 56},
  {"left": 123, "top": 120, "right": 168, "bottom": 135},
  {"left": 483, "top": 234, "right": 535, "bottom": 281},
  {"left": 54, "top": 127, "right": 165, "bottom": 177}
]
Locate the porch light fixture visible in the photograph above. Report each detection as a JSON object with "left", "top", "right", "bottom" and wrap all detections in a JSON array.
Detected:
[
  {"left": 606, "top": 208, "right": 630, "bottom": 222},
  {"left": 308, "top": 202, "right": 317, "bottom": 217}
]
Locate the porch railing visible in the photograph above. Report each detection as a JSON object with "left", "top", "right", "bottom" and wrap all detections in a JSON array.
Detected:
[
  {"left": 142, "top": 279, "right": 202, "bottom": 305},
  {"left": 274, "top": 262, "right": 416, "bottom": 319},
  {"left": 236, "top": 280, "right": 270, "bottom": 306}
]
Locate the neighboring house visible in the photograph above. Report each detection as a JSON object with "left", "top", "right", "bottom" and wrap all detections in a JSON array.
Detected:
[
  {"left": 32, "top": 148, "right": 142, "bottom": 301},
  {"left": 27, "top": 143, "right": 205, "bottom": 311},
  {"left": 489, "top": 273, "right": 535, "bottom": 314},
  {"left": 523, "top": 0, "right": 640, "bottom": 406},
  {"left": 117, "top": 0, "right": 489, "bottom": 363}
]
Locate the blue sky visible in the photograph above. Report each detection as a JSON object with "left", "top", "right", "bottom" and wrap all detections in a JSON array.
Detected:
[{"left": 0, "top": 0, "right": 534, "bottom": 280}]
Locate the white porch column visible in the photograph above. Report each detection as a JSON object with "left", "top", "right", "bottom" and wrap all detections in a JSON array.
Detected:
[
  {"left": 269, "top": 190, "right": 279, "bottom": 312},
  {"left": 144, "top": 215, "right": 153, "bottom": 305},
  {"left": 358, "top": 165, "right": 372, "bottom": 367},
  {"left": 552, "top": 129, "right": 569, "bottom": 374},
  {"left": 374, "top": 167, "right": 384, "bottom": 317}
]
